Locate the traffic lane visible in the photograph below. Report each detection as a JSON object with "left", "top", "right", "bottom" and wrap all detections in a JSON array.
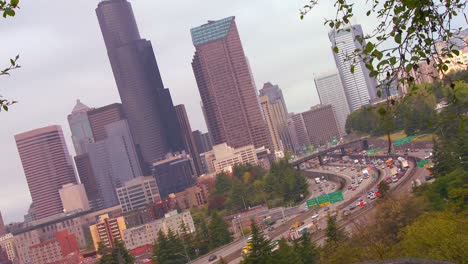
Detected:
[
  {"left": 307, "top": 166, "right": 377, "bottom": 202},
  {"left": 192, "top": 237, "right": 248, "bottom": 264}
]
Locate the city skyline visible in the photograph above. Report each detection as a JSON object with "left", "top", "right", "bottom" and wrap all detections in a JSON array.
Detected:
[{"left": 0, "top": 0, "right": 378, "bottom": 223}]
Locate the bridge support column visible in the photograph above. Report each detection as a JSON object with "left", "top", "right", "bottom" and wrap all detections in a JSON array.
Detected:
[
  {"left": 318, "top": 155, "right": 324, "bottom": 166},
  {"left": 340, "top": 147, "right": 346, "bottom": 155},
  {"left": 362, "top": 139, "right": 369, "bottom": 150}
]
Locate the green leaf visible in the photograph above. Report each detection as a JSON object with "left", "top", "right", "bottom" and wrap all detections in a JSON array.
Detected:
[
  {"left": 364, "top": 42, "right": 375, "bottom": 54},
  {"left": 389, "top": 57, "right": 397, "bottom": 65},
  {"left": 370, "top": 70, "right": 379, "bottom": 77},
  {"left": 377, "top": 90, "right": 382, "bottom": 98},
  {"left": 2, "top": 105, "right": 8, "bottom": 111},
  {"left": 371, "top": 49, "right": 383, "bottom": 60},
  {"left": 10, "top": 0, "right": 19, "bottom": 7},
  {"left": 10, "top": 59, "right": 15, "bottom": 65},
  {"left": 366, "top": 10, "right": 371, "bottom": 16},
  {"left": 3, "top": 8, "right": 15, "bottom": 17},
  {"left": 395, "top": 33, "right": 402, "bottom": 44},
  {"left": 442, "top": 64, "right": 449, "bottom": 72},
  {"left": 350, "top": 65, "right": 355, "bottom": 74},
  {"left": 333, "top": 46, "right": 339, "bottom": 53},
  {"left": 453, "top": 50, "right": 460, "bottom": 56}
]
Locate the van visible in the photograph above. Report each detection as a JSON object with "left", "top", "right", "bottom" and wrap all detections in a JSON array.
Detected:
[{"left": 315, "top": 177, "right": 320, "bottom": 184}]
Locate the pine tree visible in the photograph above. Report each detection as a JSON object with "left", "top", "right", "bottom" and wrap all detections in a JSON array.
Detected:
[
  {"left": 296, "top": 233, "right": 319, "bottom": 264},
  {"left": 241, "top": 221, "right": 273, "bottom": 264},
  {"left": 98, "top": 240, "right": 134, "bottom": 264},
  {"left": 208, "top": 211, "right": 233, "bottom": 249},
  {"left": 325, "top": 215, "right": 346, "bottom": 243},
  {"left": 273, "top": 238, "right": 303, "bottom": 264},
  {"left": 153, "top": 231, "right": 170, "bottom": 264},
  {"left": 167, "top": 229, "right": 187, "bottom": 264}
]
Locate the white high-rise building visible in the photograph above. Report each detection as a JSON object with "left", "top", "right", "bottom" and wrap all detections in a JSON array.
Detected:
[
  {"left": 329, "top": 24, "right": 378, "bottom": 111},
  {"left": 315, "top": 71, "right": 351, "bottom": 135}
]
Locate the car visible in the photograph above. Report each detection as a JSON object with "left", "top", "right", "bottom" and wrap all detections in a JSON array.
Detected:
[
  {"left": 349, "top": 204, "right": 356, "bottom": 210},
  {"left": 347, "top": 185, "right": 352, "bottom": 190},
  {"left": 351, "top": 175, "right": 355, "bottom": 179},
  {"left": 343, "top": 210, "right": 350, "bottom": 216},
  {"left": 208, "top": 255, "right": 217, "bottom": 262},
  {"left": 352, "top": 185, "right": 357, "bottom": 191},
  {"left": 311, "top": 213, "right": 319, "bottom": 219},
  {"left": 425, "top": 175, "right": 435, "bottom": 181},
  {"left": 323, "top": 207, "right": 330, "bottom": 212},
  {"left": 356, "top": 199, "right": 367, "bottom": 207},
  {"left": 267, "top": 226, "right": 274, "bottom": 232}
]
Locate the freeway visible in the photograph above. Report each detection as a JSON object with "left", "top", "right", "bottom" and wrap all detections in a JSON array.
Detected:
[{"left": 194, "top": 151, "right": 427, "bottom": 264}]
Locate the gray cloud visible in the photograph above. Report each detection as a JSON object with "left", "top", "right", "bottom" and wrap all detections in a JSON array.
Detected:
[{"left": 0, "top": 0, "right": 376, "bottom": 223}]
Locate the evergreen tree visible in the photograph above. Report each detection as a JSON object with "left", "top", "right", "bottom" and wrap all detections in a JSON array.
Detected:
[
  {"left": 325, "top": 215, "right": 346, "bottom": 243},
  {"left": 153, "top": 230, "right": 186, "bottom": 264},
  {"left": 296, "top": 233, "right": 319, "bottom": 264},
  {"left": 98, "top": 241, "right": 134, "bottom": 264},
  {"left": 167, "top": 229, "right": 187, "bottom": 264},
  {"left": 208, "top": 211, "right": 233, "bottom": 249},
  {"left": 241, "top": 221, "right": 273, "bottom": 264},
  {"left": 273, "top": 239, "right": 303, "bottom": 264}
]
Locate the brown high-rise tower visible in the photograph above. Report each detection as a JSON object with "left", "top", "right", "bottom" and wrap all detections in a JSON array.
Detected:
[
  {"left": 15, "top": 126, "right": 77, "bottom": 220},
  {"left": 190, "top": 17, "right": 272, "bottom": 150}
]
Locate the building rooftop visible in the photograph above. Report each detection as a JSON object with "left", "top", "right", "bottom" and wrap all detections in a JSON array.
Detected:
[
  {"left": 190, "top": 16, "right": 235, "bottom": 46},
  {"left": 71, "top": 99, "right": 91, "bottom": 114}
]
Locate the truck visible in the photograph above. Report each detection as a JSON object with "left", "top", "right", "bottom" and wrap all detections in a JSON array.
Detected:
[
  {"left": 289, "top": 223, "right": 315, "bottom": 240},
  {"left": 401, "top": 160, "right": 409, "bottom": 168},
  {"left": 386, "top": 159, "right": 393, "bottom": 167}
]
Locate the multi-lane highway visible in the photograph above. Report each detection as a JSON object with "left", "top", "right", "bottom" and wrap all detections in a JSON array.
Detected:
[{"left": 192, "top": 151, "right": 428, "bottom": 264}]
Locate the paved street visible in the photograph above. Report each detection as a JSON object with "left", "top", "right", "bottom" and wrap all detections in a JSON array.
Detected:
[{"left": 193, "top": 150, "right": 428, "bottom": 264}]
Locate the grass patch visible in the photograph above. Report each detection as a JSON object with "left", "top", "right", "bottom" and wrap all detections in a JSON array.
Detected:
[
  {"left": 378, "top": 131, "right": 407, "bottom": 141},
  {"left": 413, "top": 134, "right": 436, "bottom": 142}
]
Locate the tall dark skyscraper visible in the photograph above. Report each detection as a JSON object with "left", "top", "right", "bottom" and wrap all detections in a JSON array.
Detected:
[
  {"left": 96, "top": 0, "right": 183, "bottom": 170},
  {"left": 191, "top": 17, "right": 272, "bottom": 150},
  {"left": 174, "top": 104, "right": 203, "bottom": 176}
]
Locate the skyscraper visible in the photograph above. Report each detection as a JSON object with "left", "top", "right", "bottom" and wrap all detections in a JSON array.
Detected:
[
  {"left": 68, "top": 102, "right": 141, "bottom": 210},
  {"left": 192, "top": 130, "right": 212, "bottom": 154},
  {"left": 191, "top": 17, "right": 272, "bottom": 150},
  {"left": 329, "top": 24, "right": 378, "bottom": 111},
  {"left": 87, "top": 103, "right": 125, "bottom": 142},
  {"left": 0, "top": 211, "right": 5, "bottom": 236},
  {"left": 86, "top": 120, "right": 143, "bottom": 209},
  {"left": 301, "top": 105, "right": 340, "bottom": 146},
  {"left": 67, "top": 100, "right": 94, "bottom": 156},
  {"left": 259, "top": 83, "right": 293, "bottom": 153},
  {"left": 96, "top": 0, "right": 183, "bottom": 170},
  {"left": 259, "top": 96, "right": 282, "bottom": 152},
  {"left": 174, "top": 105, "right": 203, "bottom": 176},
  {"left": 290, "top": 113, "right": 310, "bottom": 152},
  {"left": 15, "top": 126, "right": 77, "bottom": 220},
  {"left": 314, "top": 71, "right": 351, "bottom": 135}
]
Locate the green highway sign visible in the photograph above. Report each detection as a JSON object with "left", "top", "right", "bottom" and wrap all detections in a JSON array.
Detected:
[
  {"left": 317, "top": 194, "right": 330, "bottom": 207},
  {"left": 329, "top": 191, "right": 344, "bottom": 203},
  {"left": 306, "top": 198, "right": 318, "bottom": 208},
  {"left": 393, "top": 135, "right": 417, "bottom": 146},
  {"left": 308, "top": 191, "right": 345, "bottom": 208},
  {"left": 367, "top": 148, "right": 381, "bottom": 155},
  {"left": 417, "top": 159, "right": 429, "bottom": 168}
]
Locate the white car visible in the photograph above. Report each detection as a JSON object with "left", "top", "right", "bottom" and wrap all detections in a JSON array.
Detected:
[{"left": 311, "top": 213, "right": 319, "bottom": 219}]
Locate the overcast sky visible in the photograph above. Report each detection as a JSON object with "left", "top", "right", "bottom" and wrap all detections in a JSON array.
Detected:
[{"left": 0, "top": 0, "right": 378, "bottom": 223}]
